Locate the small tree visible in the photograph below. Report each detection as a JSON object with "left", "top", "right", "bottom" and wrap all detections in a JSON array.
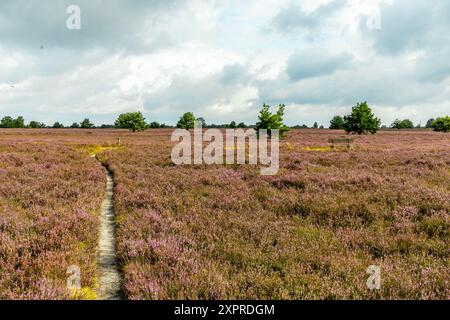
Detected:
[
  {"left": 29, "top": 121, "right": 46, "bottom": 128},
  {"left": 52, "top": 122, "right": 64, "bottom": 129},
  {"left": 70, "top": 122, "right": 80, "bottom": 128},
  {"left": 329, "top": 116, "right": 345, "bottom": 129},
  {"left": 313, "top": 122, "right": 318, "bottom": 129},
  {"left": 343, "top": 102, "right": 381, "bottom": 135},
  {"left": 425, "top": 118, "right": 435, "bottom": 128},
  {"left": 392, "top": 119, "right": 414, "bottom": 129},
  {"left": 177, "top": 112, "right": 196, "bottom": 129},
  {"left": 228, "top": 121, "right": 237, "bottom": 129},
  {"left": 196, "top": 117, "right": 206, "bottom": 127},
  {"left": 149, "top": 121, "right": 161, "bottom": 129},
  {"left": 80, "top": 118, "right": 94, "bottom": 129},
  {"left": 14, "top": 116, "right": 25, "bottom": 128},
  {"left": 432, "top": 116, "right": 450, "bottom": 133},
  {"left": 114, "top": 112, "right": 146, "bottom": 132},
  {"left": 0, "top": 116, "right": 15, "bottom": 128},
  {"left": 255, "top": 103, "right": 289, "bottom": 138}
]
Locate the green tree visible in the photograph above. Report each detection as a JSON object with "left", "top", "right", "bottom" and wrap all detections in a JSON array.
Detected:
[
  {"left": 254, "top": 103, "right": 289, "bottom": 138},
  {"left": 237, "top": 122, "right": 247, "bottom": 128},
  {"left": 29, "top": 121, "right": 46, "bottom": 128},
  {"left": 177, "top": 112, "right": 196, "bottom": 129},
  {"left": 1, "top": 116, "right": 15, "bottom": 128},
  {"left": 196, "top": 117, "right": 206, "bottom": 127},
  {"left": 425, "top": 118, "right": 435, "bottom": 128},
  {"left": 228, "top": 121, "right": 237, "bottom": 129},
  {"left": 432, "top": 116, "right": 450, "bottom": 132},
  {"left": 313, "top": 122, "right": 318, "bottom": 129},
  {"left": 52, "top": 122, "right": 64, "bottom": 128},
  {"left": 149, "top": 121, "right": 161, "bottom": 129},
  {"left": 329, "top": 116, "right": 345, "bottom": 129},
  {"left": 14, "top": 116, "right": 25, "bottom": 128},
  {"left": 80, "top": 118, "right": 95, "bottom": 129},
  {"left": 114, "top": 112, "right": 146, "bottom": 132},
  {"left": 70, "top": 122, "right": 80, "bottom": 128},
  {"left": 392, "top": 119, "right": 414, "bottom": 129},
  {"left": 343, "top": 102, "right": 381, "bottom": 135}
]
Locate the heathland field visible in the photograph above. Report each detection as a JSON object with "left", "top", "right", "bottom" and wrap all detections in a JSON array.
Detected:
[{"left": 0, "top": 129, "right": 449, "bottom": 299}]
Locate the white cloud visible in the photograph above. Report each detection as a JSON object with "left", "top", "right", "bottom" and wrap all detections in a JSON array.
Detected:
[{"left": 0, "top": 0, "right": 449, "bottom": 127}]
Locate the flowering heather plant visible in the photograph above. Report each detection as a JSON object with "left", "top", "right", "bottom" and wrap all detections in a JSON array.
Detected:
[
  {"left": 99, "top": 129, "right": 449, "bottom": 299},
  {"left": 0, "top": 129, "right": 448, "bottom": 299},
  {"left": 0, "top": 141, "right": 104, "bottom": 299}
]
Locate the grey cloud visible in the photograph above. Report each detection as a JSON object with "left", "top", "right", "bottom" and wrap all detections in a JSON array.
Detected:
[
  {"left": 271, "top": 0, "right": 347, "bottom": 33},
  {"left": 0, "top": 0, "right": 181, "bottom": 52},
  {"left": 363, "top": 0, "right": 450, "bottom": 55},
  {"left": 220, "top": 64, "right": 249, "bottom": 85},
  {"left": 286, "top": 49, "right": 353, "bottom": 81}
]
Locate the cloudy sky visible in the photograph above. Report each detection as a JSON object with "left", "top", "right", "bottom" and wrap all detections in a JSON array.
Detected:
[{"left": 0, "top": 0, "right": 449, "bottom": 126}]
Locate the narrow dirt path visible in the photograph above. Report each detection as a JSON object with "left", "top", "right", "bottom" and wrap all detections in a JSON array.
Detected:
[{"left": 96, "top": 160, "right": 123, "bottom": 300}]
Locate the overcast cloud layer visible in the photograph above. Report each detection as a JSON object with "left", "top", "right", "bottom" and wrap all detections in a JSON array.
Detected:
[{"left": 0, "top": 0, "right": 449, "bottom": 126}]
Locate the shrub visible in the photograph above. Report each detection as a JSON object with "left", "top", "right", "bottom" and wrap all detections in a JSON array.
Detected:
[
  {"left": 432, "top": 116, "right": 450, "bottom": 132},
  {"left": 115, "top": 112, "right": 146, "bottom": 132},
  {"left": 329, "top": 116, "right": 345, "bottom": 129},
  {"left": 29, "top": 121, "right": 46, "bottom": 128},
  {"left": 80, "top": 118, "right": 95, "bottom": 129},
  {"left": 392, "top": 119, "right": 414, "bottom": 129}
]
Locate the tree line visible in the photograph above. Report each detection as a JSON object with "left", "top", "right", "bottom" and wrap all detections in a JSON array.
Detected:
[{"left": 1, "top": 102, "right": 449, "bottom": 133}]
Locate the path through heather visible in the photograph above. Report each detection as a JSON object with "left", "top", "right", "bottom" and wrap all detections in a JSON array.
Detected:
[{"left": 97, "top": 162, "right": 123, "bottom": 300}]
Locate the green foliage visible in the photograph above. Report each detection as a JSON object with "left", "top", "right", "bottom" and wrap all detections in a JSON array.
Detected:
[
  {"left": 254, "top": 103, "right": 289, "bottom": 138},
  {"left": 15, "top": 116, "right": 25, "bottom": 128},
  {"left": 329, "top": 116, "right": 345, "bottom": 129},
  {"left": 313, "top": 122, "right": 318, "bottom": 129},
  {"left": 70, "top": 122, "right": 80, "bottom": 128},
  {"left": 432, "top": 116, "right": 450, "bottom": 132},
  {"left": 52, "top": 122, "right": 64, "bottom": 129},
  {"left": 28, "top": 121, "right": 46, "bottom": 128},
  {"left": 343, "top": 102, "right": 381, "bottom": 135},
  {"left": 196, "top": 117, "right": 206, "bottom": 127},
  {"left": 114, "top": 112, "right": 146, "bottom": 132},
  {"left": 425, "top": 118, "right": 435, "bottom": 128},
  {"left": 228, "top": 121, "right": 237, "bottom": 129},
  {"left": 80, "top": 118, "right": 95, "bottom": 129},
  {"left": 391, "top": 119, "right": 414, "bottom": 129},
  {"left": 0, "top": 116, "right": 25, "bottom": 128},
  {"left": 0, "top": 116, "right": 15, "bottom": 128},
  {"left": 177, "top": 112, "right": 196, "bottom": 129},
  {"left": 149, "top": 121, "right": 161, "bottom": 129}
]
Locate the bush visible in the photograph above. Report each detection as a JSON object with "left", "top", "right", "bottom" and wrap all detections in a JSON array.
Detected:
[
  {"left": 80, "top": 118, "right": 95, "bottom": 129},
  {"left": 0, "top": 116, "right": 25, "bottom": 128},
  {"left": 114, "top": 112, "right": 146, "bottom": 132},
  {"left": 28, "top": 121, "right": 46, "bottom": 128},
  {"left": 52, "top": 122, "right": 65, "bottom": 129},
  {"left": 329, "top": 116, "right": 345, "bottom": 129},
  {"left": 343, "top": 102, "right": 381, "bottom": 135},
  {"left": 432, "top": 116, "right": 450, "bottom": 132},
  {"left": 392, "top": 119, "right": 414, "bottom": 129}
]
